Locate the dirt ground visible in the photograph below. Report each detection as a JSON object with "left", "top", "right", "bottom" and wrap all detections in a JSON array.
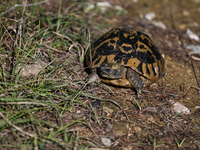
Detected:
[
  {"left": 63, "top": 0, "right": 200, "bottom": 149},
  {"left": 81, "top": 0, "right": 200, "bottom": 149}
]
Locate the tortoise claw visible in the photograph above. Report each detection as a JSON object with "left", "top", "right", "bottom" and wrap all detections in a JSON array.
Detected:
[{"left": 136, "top": 88, "right": 142, "bottom": 98}]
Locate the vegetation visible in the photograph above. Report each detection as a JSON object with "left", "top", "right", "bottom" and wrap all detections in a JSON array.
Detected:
[
  {"left": 0, "top": 0, "right": 101, "bottom": 149},
  {"left": 0, "top": 0, "right": 200, "bottom": 149}
]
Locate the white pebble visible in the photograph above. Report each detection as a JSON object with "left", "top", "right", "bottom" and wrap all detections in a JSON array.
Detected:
[
  {"left": 172, "top": 102, "right": 191, "bottom": 115},
  {"left": 151, "top": 21, "right": 167, "bottom": 30},
  {"left": 186, "top": 28, "right": 199, "bottom": 41},
  {"left": 195, "top": 106, "right": 200, "bottom": 109},
  {"left": 97, "top": 2, "right": 112, "bottom": 8},
  {"left": 186, "top": 44, "right": 200, "bottom": 54},
  {"left": 101, "top": 137, "right": 111, "bottom": 146},
  {"left": 145, "top": 12, "right": 156, "bottom": 21}
]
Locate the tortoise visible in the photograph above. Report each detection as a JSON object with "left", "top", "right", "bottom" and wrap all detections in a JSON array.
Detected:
[{"left": 85, "top": 28, "right": 165, "bottom": 97}]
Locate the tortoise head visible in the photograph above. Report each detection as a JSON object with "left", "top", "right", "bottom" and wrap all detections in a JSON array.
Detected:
[{"left": 97, "top": 63, "right": 127, "bottom": 79}]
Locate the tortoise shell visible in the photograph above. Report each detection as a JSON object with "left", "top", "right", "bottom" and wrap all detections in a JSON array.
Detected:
[{"left": 86, "top": 28, "right": 165, "bottom": 88}]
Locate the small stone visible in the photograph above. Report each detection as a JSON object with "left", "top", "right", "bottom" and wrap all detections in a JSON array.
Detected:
[
  {"left": 84, "top": 2, "right": 125, "bottom": 13},
  {"left": 151, "top": 21, "right": 167, "bottom": 30},
  {"left": 101, "top": 137, "right": 111, "bottom": 146},
  {"left": 96, "top": 2, "right": 112, "bottom": 12},
  {"left": 145, "top": 12, "right": 156, "bottom": 21},
  {"left": 115, "top": 5, "right": 123, "bottom": 10},
  {"left": 16, "top": 62, "right": 47, "bottom": 78},
  {"left": 172, "top": 102, "right": 191, "bottom": 115},
  {"left": 186, "top": 28, "right": 199, "bottom": 41},
  {"left": 186, "top": 44, "right": 200, "bottom": 54},
  {"left": 183, "top": 10, "right": 190, "bottom": 16}
]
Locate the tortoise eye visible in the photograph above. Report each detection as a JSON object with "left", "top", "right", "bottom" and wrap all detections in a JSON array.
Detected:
[{"left": 101, "top": 67, "right": 111, "bottom": 74}]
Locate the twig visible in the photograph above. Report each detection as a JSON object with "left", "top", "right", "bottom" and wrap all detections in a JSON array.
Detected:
[
  {"left": 189, "top": 52, "right": 200, "bottom": 61},
  {"left": 182, "top": 86, "right": 200, "bottom": 96},
  {"left": 42, "top": 44, "right": 66, "bottom": 53},
  {"left": 52, "top": 32, "right": 75, "bottom": 44}
]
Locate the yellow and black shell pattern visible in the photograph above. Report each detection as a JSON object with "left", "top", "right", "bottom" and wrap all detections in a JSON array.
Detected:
[{"left": 86, "top": 28, "right": 165, "bottom": 87}]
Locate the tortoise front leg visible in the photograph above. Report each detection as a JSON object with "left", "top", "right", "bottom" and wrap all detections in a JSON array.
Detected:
[{"left": 127, "top": 68, "right": 144, "bottom": 97}]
